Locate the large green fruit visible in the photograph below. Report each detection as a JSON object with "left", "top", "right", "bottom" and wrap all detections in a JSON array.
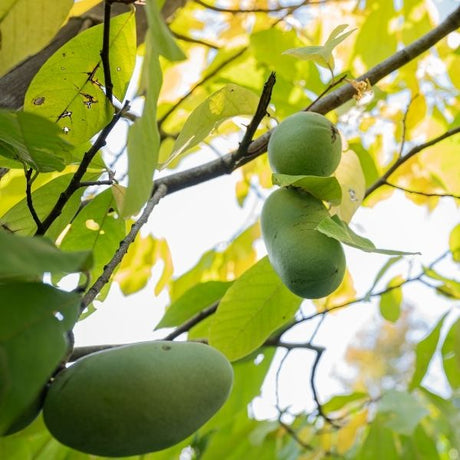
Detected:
[
  {"left": 43, "top": 341, "right": 233, "bottom": 457},
  {"left": 268, "top": 112, "right": 342, "bottom": 176},
  {"left": 261, "top": 187, "right": 346, "bottom": 298}
]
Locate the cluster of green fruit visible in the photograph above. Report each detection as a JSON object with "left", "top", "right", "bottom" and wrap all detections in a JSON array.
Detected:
[
  {"left": 7, "top": 341, "right": 233, "bottom": 457},
  {"left": 262, "top": 112, "right": 346, "bottom": 299}
]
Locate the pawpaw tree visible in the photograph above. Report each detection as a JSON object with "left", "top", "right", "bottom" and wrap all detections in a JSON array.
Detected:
[{"left": 0, "top": 0, "right": 459, "bottom": 458}]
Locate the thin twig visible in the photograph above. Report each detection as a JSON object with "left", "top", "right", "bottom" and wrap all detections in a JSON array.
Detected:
[
  {"left": 384, "top": 181, "right": 460, "bottom": 200},
  {"left": 304, "top": 75, "right": 348, "bottom": 112},
  {"left": 234, "top": 72, "right": 276, "bottom": 166},
  {"left": 365, "top": 125, "right": 460, "bottom": 198},
  {"left": 25, "top": 168, "right": 42, "bottom": 232},
  {"left": 101, "top": 1, "right": 114, "bottom": 103},
  {"left": 35, "top": 101, "right": 130, "bottom": 236},
  {"left": 398, "top": 94, "right": 419, "bottom": 158},
  {"left": 157, "top": 47, "right": 247, "bottom": 127},
  {"left": 81, "top": 183, "right": 168, "bottom": 308},
  {"left": 78, "top": 179, "right": 116, "bottom": 188},
  {"left": 163, "top": 302, "right": 219, "bottom": 340}
]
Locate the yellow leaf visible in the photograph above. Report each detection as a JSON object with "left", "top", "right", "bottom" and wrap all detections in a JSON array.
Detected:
[
  {"left": 314, "top": 269, "right": 356, "bottom": 312},
  {"left": 337, "top": 409, "right": 368, "bottom": 454},
  {"left": 153, "top": 238, "right": 174, "bottom": 296},
  {"left": 330, "top": 149, "right": 366, "bottom": 223},
  {"left": 68, "top": 0, "right": 101, "bottom": 17}
]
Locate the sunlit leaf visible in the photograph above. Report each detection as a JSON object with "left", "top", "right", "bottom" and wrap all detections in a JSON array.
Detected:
[
  {"left": 322, "top": 392, "right": 367, "bottom": 413},
  {"left": 0, "top": 0, "right": 73, "bottom": 77},
  {"left": 423, "top": 267, "right": 460, "bottom": 299},
  {"left": 316, "top": 215, "right": 419, "bottom": 255},
  {"left": 59, "top": 189, "right": 125, "bottom": 282},
  {"left": 119, "top": 34, "right": 161, "bottom": 218},
  {"left": 0, "top": 110, "right": 72, "bottom": 172},
  {"left": 0, "top": 282, "right": 80, "bottom": 435},
  {"left": 271, "top": 174, "right": 342, "bottom": 205},
  {"left": 337, "top": 409, "right": 368, "bottom": 455},
  {"left": 157, "top": 281, "right": 233, "bottom": 329},
  {"left": 363, "top": 256, "right": 402, "bottom": 301},
  {"left": 24, "top": 11, "right": 136, "bottom": 144},
  {"left": 409, "top": 312, "right": 448, "bottom": 391},
  {"left": 283, "top": 24, "right": 356, "bottom": 71},
  {"left": 209, "top": 256, "right": 302, "bottom": 361},
  {"left": 450, "top": 224, "right": 460, "bottom": 262},
  {"left": 379, "top": 275, "right": 404, "bottom": 322},
  {"left": 0, "top": 231, "right": 92, "bottom": 282},
  {"left": 165, "top": 84, "right": 260, "bottom": 166},
  {"left": 330, "top": 149, "right": 366, "bottom": 223},
  {"left": 0, "top": 173, "right": 95, "bottom": 239},
  {"left": 441, "top": 317, "right": 460, "bottom": 389}
]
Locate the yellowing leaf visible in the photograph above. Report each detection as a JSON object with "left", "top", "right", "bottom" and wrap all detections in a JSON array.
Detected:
[
  {"left": 68, "top": 0, "right": 101, "bottom": 17},
  {"left": 379, "top": 275, "right": 404, "bottom": 322},
  {"left": 337, "top": 409, "right": 368, "bottom": 454},
  {"left": 330, "top": 149, "right": 366, "bottom": 223},
  {"left": 449, "top": 224, "right": 460, "bottom": 263},
  {"left": 0, "top": 0, "right": 73, "bottom": 77},
  {"left": 163, "top": 84, "right": 260, "bottom": 167},
  {"left": 314, "top": 269, "right": 355, "bottom": 312}
]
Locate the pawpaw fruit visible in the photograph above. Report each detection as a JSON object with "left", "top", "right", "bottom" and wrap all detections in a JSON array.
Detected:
[
  {"left": 261, "top": 187, "right": 346, "bottom": 298},
  {"left": 268, "top": 112, "right": 342, "bottom": 176},
  {"left": 43, "top": 341, "right": 233, "bottom": 457}
]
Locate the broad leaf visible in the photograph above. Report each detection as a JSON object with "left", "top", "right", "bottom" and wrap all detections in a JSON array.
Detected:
[
  {"left": 0, "top": 173, "right": 96, "bottom": 239},
  {"left": 0, "top": 0, "right": 73, "bottom": 77},
  {"left": 423, "top": 266, "right": 460, "bottom": 299},
  {"left": 271, "top": 173, "right": 342, "bottom": 205},
  {"left": 322, "top": 392, "right": 367, "bottom": 413},
  {"left": 379, "top": 275, "right": 404, "bottom": 322},
  {"left": 449, "top": 224, "right": 460, "bottom": 262},
  {"left": 165, "top": 84, "right": 260, "bottom": 166},
  {"left": 441, "top": 317, "right": 460, "bottom": 389},
  {"left": 157, "top": 280, "right": 233, "bottom": 329},
  {"left": 0, "top": 110, "right": 72, "bottom": 172},
  {"left": 283, "top": 24, "right": 355, "bottom": 70},
  {"left": 209, "top": 256, "right": 302, "bottom": 361},
  {"left": 0, "top": 282, "right": 80, "bottom": 435},
  {"left": 409, "top": 312, "right": 448, "bottom": 391},
  {"left": 357, "top": 416, "right": 398, "bottom": 460},
  {"left": 0, "top": 232, "right": 92, "bottom": 281},
  {"left": 316, "top": 215, "right": 419, "bottom": 255},
  {"left": 24, "top": 11, "right": 136, "bottom": 144},
  {"left": 59, "top": 189, "right": 125, "bottom": 282},
  {"left": 378, "top": 390, "right": 428, "bottom": 435},
  {"left": 120, "top": 34, "right": 161, "bottom": 218},
  {"left": 330, "top": 149, "right": 366, "bottom": 223}
]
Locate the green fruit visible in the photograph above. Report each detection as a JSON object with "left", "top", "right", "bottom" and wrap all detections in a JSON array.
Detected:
[
  {"left": 4, "top": 390, "right": 45, "bottom": 436},
  {"left": 43, "top": 341, "right": 233, "bottom": 457},
  {"left": 268, "top": 112, "right": 342, "bottom": 176},
  {"left": 261, "top": 187, "right": 346, "bottom": 299}
]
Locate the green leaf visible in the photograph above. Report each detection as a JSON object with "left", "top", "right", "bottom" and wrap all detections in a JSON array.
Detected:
[
  {"left": 59, "top": 189, "right": 125, "bottom": 282},
  {"left": 23, "top": 11, "right": 136, "bottom": 144},
  {"left": 441, "top": 317, "right": 460, "bottom": 389},
  {"left": 379, "top": 275, "right": 404, "bottom": 322},
  {"left": 209, "top": 256, "right": 302, "bottom": 361},
  {"left": 283, "top": 24, "right": 355, "bottom": 70},
  {"left": 145, "top": 0, "right": 185, "bottom": 61},
  {"left": 316, "top": 215, "right": 419, "bottom": 255},
  {"left": 0, "top": 0, "right": 73, "bottom": 77},
  {"left": 409, "top": 313, "right": 448, "bottom": 391},
  {"left": 0, "top": 282, "right": 80, "bottom": 435},
  {"left": 0, "top": 232, "right": 92, "bottom": 282},
  {"left": 378, "top": 390, "right": 429, "bottom": 435},
  {"left": 271, "top": 173, "right": 342, "bottom": 205},
  {"left": 322, "top": 392, "right": 368, "bottom": 413},
  {"left": 165, "top": 84, "right": 260, "bottom": 166},
  {"left": 357, "top": 416, "right": 398, "bottom": 460},
  {"left": 0, "top": 173, "right": 95, "bottom": 239},
  {"left": 119, "top": 33, "right": 161, "bottom": 218},
  {"left": 449, "top": 224, "right": 460, "bottom": 262},
  {"left": 157, "top": 281, "right": 233, "bottom": 329},
  {"left": 0, "top": 111, "right": 72, "bottom": 172},
  {"left": 399, "top": 423, "right": 441, "bottom": 460}
]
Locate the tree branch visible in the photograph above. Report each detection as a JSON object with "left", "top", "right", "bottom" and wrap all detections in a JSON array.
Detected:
[
  {"left": 34, "top": 101, "right": 130, "bottom": 236},
  {"left": 153, "top": 7, "right": 460, "bottom": 197},
  {"left": 81, "top": 183, "right": 168, "bottom": 308},
  {"left": 101, "top": 1, "right": 114, "bottom": 103},
  {"left": 25, "top": 168, "right": 42, "bottom": 232}
]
